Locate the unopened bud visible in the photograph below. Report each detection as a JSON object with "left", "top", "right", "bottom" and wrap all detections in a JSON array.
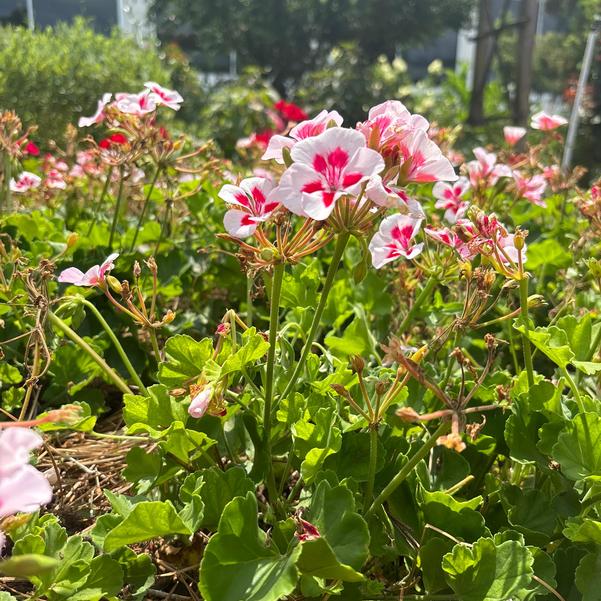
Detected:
[
  {"left": 330, "top": 384, "right": 352, "bottom": 401},
  {"left": 375, "top": 380, "right": 388, "bottom": 396},
  {"left": 260, "top": 248, "right": 275, "bottom": 262},
  {"left": 163, "top": 309, "right": 176, "bottom": 323},
  {"left": 483, "top": 271, "right": 496, "bottom": 288},
  {"left": 66, "top": 233, "right": 78, "bottom": 248},
  {"left": 106, "top": 275, "right": 122, "bottom": 294},
  {"left": 410, "top": 345, "right": 428, "bottom": 364},
  {"left": 527, "top": 294, "right": 547, "bottom": 309},
  {"left": 145, "top": 257, "right": 158, "bottom": 274},
  {"left": 216, "top": 322, "right": 230, "bottom": 336},
  {"left": 513, "top": 230, "right": 527, "bottom": 250},
  {"left": 396, "top": 406, "right": 420, "bottom": 422},
  {"left": 459, "top": 261, "right": 472, "bottom": 280},
  {"left": 170, "top": 387, "right": 187, "bottom": 397},
  {"left": 133, "top": 261, "right": 142, "bottom": 279},
  {"left": 353, "top": 257, "right": 368, "bottom": 284},
  {"left": 46, "top": 404, "right": 83, "bottom": 425},
  {"left": 350, "top": 355, "right": 365, "bottom": 374}
]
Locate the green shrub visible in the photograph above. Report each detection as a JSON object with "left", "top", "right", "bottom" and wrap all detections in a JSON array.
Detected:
[{"left": 0, "top": 18, "right": 170, "bottom": 142}]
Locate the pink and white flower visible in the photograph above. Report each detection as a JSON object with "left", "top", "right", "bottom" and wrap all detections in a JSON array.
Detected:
[
  {"left": 513, "top": 171, "right": 547, "bottom": 206},
  {"left": 78, "top": 93, "right": 112, "bottom": 127},
  {"left": 467, "top": 147, "right": 512, "bottom": 188},
  {"left": 58, "top": 253, "right": 119, "bottom": 287},
  {"left": 503, "top": 126, "right": 527, "bottom": 146},
  {"left": 425, "top": 226, "right": 472, "bottom": 259},
  {"left": 433, "top": 176, "right": 470, "bottom": 224},
  {"left": 144, "top": 82, "right": 183, "bottom": 111},
  {"left": 219, "top": 177, "right": 280, "bottom": 238},
  {"left": 276, "top": 127, "right": 384, "bottom": 220},
  {"left": 44, "top": 169, "right": 67, "bottom": 190},
  {"left": 114, "top": 91, "right": 158, "bottom": 116},
  {"left": 10, "top": 171, "right": 41, "bottom": 193},
  {"left": 262, "top": 110, "right": 344, "bottom": 163},
  {"left": 398, "top": 130, "right": 458, "bottom": 184},
  {"left": 369, "top": 213, "right": 424, "bottom": 268},
  {"left": 366, "top": 175, "right": 425, "bottom": 218},
  {"left": 530, "top": 111, "right": 567, "bottom": 131},
  {"left": 188, "top": 386, "right": 213, "bottom": 419}
]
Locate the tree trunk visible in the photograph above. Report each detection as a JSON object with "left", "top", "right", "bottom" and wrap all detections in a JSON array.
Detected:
[
  {"left": 468, "top": 0, "right": 495, "bottom": 125},
  {"left": 513, "top": 0, "right": 539, "bottom": 125}
]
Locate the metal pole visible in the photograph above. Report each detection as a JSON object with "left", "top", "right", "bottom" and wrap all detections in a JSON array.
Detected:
[
  {"left": 26, "top": 0, "right": 34, "bottom": 30},
  {"left": 562, "top": 16, "right": 601, "bottom": 172}
]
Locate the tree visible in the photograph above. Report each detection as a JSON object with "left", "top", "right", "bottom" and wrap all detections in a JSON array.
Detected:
[{"left": 150, "top": 0, "right": 475, "bottom": 95}]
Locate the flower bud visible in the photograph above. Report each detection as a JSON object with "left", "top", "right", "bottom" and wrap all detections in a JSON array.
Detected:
[
  {"left": 396, "top": 406, "right": 420, "bottom": 422},
  {"left": 459, "top": 261, "right": 472, "bottom": 280},
  {"left": 350, "top": 355, "right": 365, "bottom": 374},
  {"left": 375, "top": 380, "right": 388, "bottom": 396},
  {"left": 133, "top": 261, "right": 142, "bottom": 279},
  {"left": 260, "top": 248, "right": 275, "bottom": 262},
  {"left": 527, "top": 294, "right": 547, "bottom": 309},
  {"left": 410, "top": 345, "right": 428, "bottom": 364},
  {"left": 513, "top": 230, "right": 527, "bottom": 250},
  {"left": 106, "top": 275, "right": 122, "bottom": 294},
  {"left": 216, "top": 322, "right": 231, "bottom": 336},
  {"left": 66, "top": 233, "right": 78, "bottom": 248},
  {"left": 163, "top": 309, "right": 176, "bottom": 323}
]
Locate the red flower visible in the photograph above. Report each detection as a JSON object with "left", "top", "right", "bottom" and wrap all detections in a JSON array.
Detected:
[
  {"left": 99, "top": 133, "right": 128, "bottom": 149},
  {"left": 24, "top": 141, "right": 40, "bottom": 156},
  {"left": 275, "top": 100, "right": 308, "bottom": 122}
]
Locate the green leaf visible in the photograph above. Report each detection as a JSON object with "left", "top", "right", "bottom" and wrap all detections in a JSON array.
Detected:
[
  {"left": 420, "top": 537, "right": 454, "bottom": 594},
  {"left": 199, "top": 493, "right": 301, "bottom": 601},
  {"left": 563, "top": 517, "right": 601, "bottom": 544},
  {"left": 297, "top": 538, "right": 364, "bottom": 582},
  {"left": 103, "top": 501, "right": 192, "bottom": 552},
  {"left": 443, "top": 537, "right": 534, "bottom": 601},
  {"left": 513, "top": 323, "right": 573, "bottom": 369},
  {"left": 325, "top": 431, "right": 385, "bottom": 482},
  {"left": 557, "top": 314, "right": 592, "bottom": 362},
  {"left": 158, "top": 335, "right": 213, "bottom": 387},
  {"left": 68, "top": 556, "right": 124, "bottom": 601},
  {"left": 552, "top": 412, "right": 601, "bottom": 481},
  {"left": 525, "top": 238, "right": 571, "bottom": 270},
  {"left": 0, "top": 555, "right": 59, "bottom": 577},
  {"left": 123, "top": 384, "right": 188, "bottom": 431},
  {"left": 325, "top": 316, "right": 371, "bottom": 358},
  {"left": 220, "top": 328, "right": 269, "bottom": 375},
  {"left": 576, "top": 551, "right": 601, "bottom": 601},
  {"left": 308, "top": 481, "right": 370, "bottom": 570}
]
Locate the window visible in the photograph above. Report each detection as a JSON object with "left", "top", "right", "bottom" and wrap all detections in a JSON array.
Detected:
[
  {"left": 32, "top": 0, "right": 118, "bottom": 34},
  {"left": 0, "top": 0, "right": 27, "bottom": 26}
]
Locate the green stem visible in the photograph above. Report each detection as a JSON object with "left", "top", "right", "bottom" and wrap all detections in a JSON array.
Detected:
[
  {"left": 108, "top": 168, "right": 125, "bottom": 249},
  {"left": 246, "top": 275, "right": 254, "bottom": 327},
  {"left": 129, "top": 165, "right": 162, "bottom": 252},
  {"left": 280, "top": 232, "right": 350, "bottom": 402},
  {"left": 587, "top": 321, "right": 601, "bottom": 361},
  {"left": 562, "top": 366, "right": 585, "bottom": 414},
  {"left": 87, "top": 165, "right": 114, "bottom": 236},
  {"left": 365, "top": 422, "right": 449, "bottom": 519},
  {"left": 48, "top": 311, "right": 132, "bottom": 395},
  {"left": 66, "top": 297, "right": 148, "bottom": 396},
  {"left": 364, "top": 423, "right": 379, "bottom": 513},
  {"left": 518, "top": 277, "right": 535, "bottom": 387},
  {"left": 398, "top": 275, "right": 438, "bottom": 337},
  {"left": 264, "top": 262, "right": 285, "bottom": 507},
  {"left": 149, "top": 328, "right": 161, "bottom": 362},
  {"left": 2, "top": 153, "right": 12, "bottom": 214}
]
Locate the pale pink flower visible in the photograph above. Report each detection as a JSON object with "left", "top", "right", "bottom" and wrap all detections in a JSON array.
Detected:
[
  {"left": 366, "top": 175, "right": 425, "bottom": 218},
  {"left": 503, "top": 126, "right": 527, "bottom": 146},
  {"left": 78, "top": 93, "right": 112, "bottom": 127},
  {"left": 262, "top": 110, "right": 344, "bottom": 163},
  {"left": 144, "top": 82, "right": 183, "bottom": 111},
  {"left": 433, "top": 176, "right": 470, "bottom": 224},
  {"left": 513, "top": 171, "right": 547, "bottom": 206},
  {"left": 114, "top": 91, "right": 158, "bottom": 116},
  {"left": 219, "top": 177, "right": 280, "bottom": 238},
  {"left": 44, "top": 169, "right": 67, "bottom": 190},
  {"left": 58, "top": 253, "right": 119, "bottom": 287},
  {"left": 10, "top": 171, "right": 41, "bottom": 193},
  {"left": 0, "top": 429, "right": 52, "bottom": 535},
  {"left": 276, "top": 127, "right": 384, "bottom": 220},
  {"left": 369, "top": 213, "right": 424, "bottom": 268},
  {"left": 398, "top": 130, "right": 457, "bottom": 184},
  {"left": 530, "top": 111, "right": 567, "bottom": 131},
  {"left": 188, "top": 386, "right": 213, "bottom": 418}
]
